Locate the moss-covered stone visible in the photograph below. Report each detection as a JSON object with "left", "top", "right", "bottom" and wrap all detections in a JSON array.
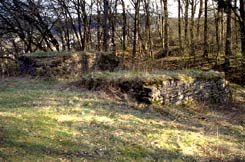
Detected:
[
  {"left": 0, "top": 58, "right": 18, "bottom": 77},
  {"left": 95, "top": 53, "right": 120, "bottom": 71},
  {"left": 18, "top": 51, "right": 120, "bottom": 78},
  {"left": 80, "top": 70, "right": 231, "bottom": 105}
]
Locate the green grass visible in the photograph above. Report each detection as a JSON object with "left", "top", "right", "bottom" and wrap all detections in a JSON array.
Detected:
[
  {"left": 0, "top": 77, "right": 244, "bottom": 161},
  {"left": 84, "top": 70, "right": 225, "bottom": 86},
  {"left": 23, "top": 50, "right": 107, "bottom": 57},
  {"left": 23, "top": 50, "right": 78, "bottom": 57}
]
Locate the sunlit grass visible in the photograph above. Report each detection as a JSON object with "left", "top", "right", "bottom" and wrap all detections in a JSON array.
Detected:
[{"left": 0, "top": 77, "right": 244, "bottom": 161}]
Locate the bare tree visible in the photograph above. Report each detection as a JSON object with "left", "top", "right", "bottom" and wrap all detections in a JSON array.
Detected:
[
  {"left": 96, "top": 0, "right": 102, "bottom": 51},
  {"left": 103, "top": 0, "right": 110, "bottom": 51},
  {"left": 121, "top": 0, "right": 127, "bottom": 62},
  {"left": 197, "top": 0, "right": 203, "bottom": 42},
  {"left": 0, "top": 0, "right": 60, "bottom": 52},
  {"left": 163, "top": 0, "right": 169, "bottom": 55},
  {"left": 212, "top": 0, "right": 221, "bottom": 61},
  {"left": 239, "top": 0, "right": 245, "bottom": 60},
  {"left": 109, "top": 0, "right": 119, "bottom": 54},
  {"left": 190, "top": 0, "right": 197, "bottom": 58},
  {"left": 143, "top": 0, "right": 153, "bottom": 58},
  {"left": 224, "top": 0, "right": 232, "bottom": 68},
  {"left": 178, "top": 0, "right": 183, "bottom": 48},
  {"left": 203, "top": 0, "right": 208, "bottom": 58},
  {"left": 184, "top": 0, "right": 189, "bottom": 47},
  {"left": 131, "top": 0, "right": 140, "bottom": 68}
]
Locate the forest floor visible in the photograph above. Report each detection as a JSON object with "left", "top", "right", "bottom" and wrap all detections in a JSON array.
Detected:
[
  {"left": 133, "top": 52, "right": 245, "bottom": 85},
  {"left": 0, "top": 77, "right": 244, "bottom": 161}
]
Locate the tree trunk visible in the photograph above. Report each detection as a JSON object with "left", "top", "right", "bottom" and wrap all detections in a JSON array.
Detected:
[
  {"left": 144, "top": 0, "right": 153, "bottom": 58},
  {"left": 240, "top": 0, "right": 245, "bottom": 60},
  {"left": 178, "top": 0, "right": 182, "bottom": 48},
  {"left": 97, "top": 0, "right": 102, "bottom": 51},
  {"left": 110, "top": 0, "right": 118, "bottom": 54},
  {"left": 224, "top": 3, "right": 232, "bottom": 67},
  {"left": 75, "top": 0, "right": 83, "bottom": 50},
  {"left": 184, "top": 0, "right": 189, "bottom": 48},
  {"left": 132, "top": 0, "right": 140, "bottom": 69},
  {"left": 214, "top": 8, "right": 221, "bottom": 62},
  {"left": 221, "top": 9, "right": 225, "bottom": 52},
  {"left": 103, "top": 0, "right": 109, "bottom": 51},
  {"left": 197, "top": 0, "right": 203, "bottom": 42},
  {"left": 81, "top": 1, "right": 88, "bottom": 50},
  {"left": 121, "top": 0, "right": 127, "bottom": 63},
  {"left": 203, "top": 0, "right": 208, "bottom": 58},
  {"left": 160, "top": 1, "right": 164, "bottom": 48},
  {"left": 163, "top": 0, "right": 169, "bottom": 55},
  {"left": 234, "top": 0, "right": 239, "bottom": 47},
  {"left": 190, "top": 0, "right": 196, "bottom": 58}
]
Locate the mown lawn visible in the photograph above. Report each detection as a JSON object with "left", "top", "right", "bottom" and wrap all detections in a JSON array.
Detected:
[{"left": 0, "top": 77, "right": 244, "bottom": 162}]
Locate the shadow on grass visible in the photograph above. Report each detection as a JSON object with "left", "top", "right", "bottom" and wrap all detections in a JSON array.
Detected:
[
  {"left": 0, "top": 141, "right": 205, "bottom": 161},
  {"left": 0, "top": 101, "right": 214, "bottom": 161},
  {"left": 0, "top": 122, "right": 206, "bottom": 162},
  {"left": 0, "top": 77, "right": 244, "bottom": 161}
]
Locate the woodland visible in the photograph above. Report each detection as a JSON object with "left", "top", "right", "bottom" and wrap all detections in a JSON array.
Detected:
[{"left": 0, "top": 0, "right": 244, "bottom": 161}]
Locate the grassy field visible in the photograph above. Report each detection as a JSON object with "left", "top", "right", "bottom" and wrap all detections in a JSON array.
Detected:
[{"left": 0, "top": 77, "right": 244, "bottom": 162}]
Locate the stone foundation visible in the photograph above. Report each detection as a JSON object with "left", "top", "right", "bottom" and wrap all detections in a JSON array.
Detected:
[
  {"left": 81, "top": 71, "right": 231, "bottom": 105},
  {"left": 131, "top": 79, "right": 231, "bottom": 105},
  {"left": 18, "top": 51, "right": 119, "bottom": 78}
]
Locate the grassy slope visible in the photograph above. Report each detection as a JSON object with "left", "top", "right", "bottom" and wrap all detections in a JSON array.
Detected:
[{"left": 0, "top": 77, "right": 244, "bottom": 162}]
